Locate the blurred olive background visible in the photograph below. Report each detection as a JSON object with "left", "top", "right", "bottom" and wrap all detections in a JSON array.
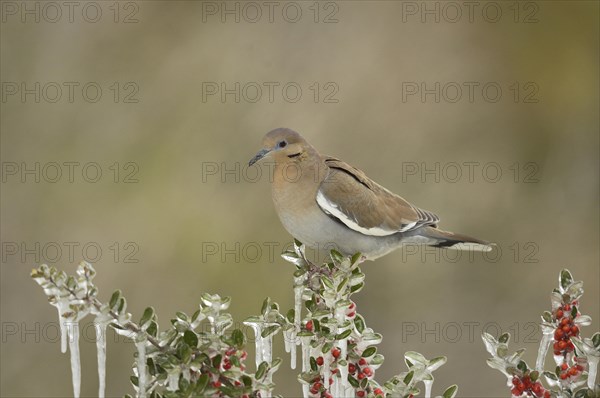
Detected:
[{"left": 1, "top": 1, "right": 598, "bottom": 397}]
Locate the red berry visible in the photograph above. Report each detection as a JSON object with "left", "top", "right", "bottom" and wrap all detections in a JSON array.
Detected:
[
  {"left": 348, "top": 302, "right": 356, "bottom": 310},
  {"left": 316, "top": 356, "right": 324, "bottom": 366},
  {"left": 558, "top": 340, "right": 567, "bottom": 350},
  {"left": 560, "top": 318, "right": 569, "bottom": 326},
  {"left": 348, "top": 363, "right": 357, "bottom": 374},
  {"left": 223, "top": 361, "right": 232, "bottom": 370},
  {"left": 213, "top": 380, "right": 222, "bottom": 388},
  {"left": 561, "top": 363, "right": 568, "bottom": 370},
  {"left": 306, "top": 320, "right": 314, "bottom": 332},
  {"left": 362, "top": 367, "right": 373, "bottom": 377},
  {"left": 512, "top": 377, "right": 520, "bottom": 386},
  {"left": 560, "top": 372, "right": 568, "bottom": 380},
  {"left": 357, "top": 372, "right": 366, "bottom": 380},
  {"left": 568, "top": 367, "right": 578, "bottom": 376},
  {"left": 564, "top": 304, "right": 571, "bottom": 311},
  {"left": 576, "top": 364, "right": 585, "bottom": 371},
  {"left": 532, "top": 382, "right": 543, "bottom": 396},
  {"left": 357, "top": 391, "right": 365, "bottom": 398},
  {"left": 347, "top": 311, "right": 356, "bottom": 318},
  {"left": 544, "top": 392, "right": 551, "bottom": 398},
  {"left": 554, "top": 350, "right": 561, "bottom": 355},
  {"left": 556, "top": 309, "right": 564, "bottom": 318},
  {"left": 374, "top": 388, "right": 384, "bottom": 397},
  {"left": 358, "top": 358, "right": 368, "bottom": 366},
  {"left": 331, "top": 347, "right": 341, "bottom": 359},
  {"left": 562, "top": 325, "right": 571, "bottom": 333},
  {"left": 571, "top": 325, "right": 579, "bottom": 335}
]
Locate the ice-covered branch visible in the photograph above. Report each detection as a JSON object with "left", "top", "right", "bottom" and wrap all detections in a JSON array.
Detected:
[{"left": 483, "top": 269, "right": 599, "bottom": 398}]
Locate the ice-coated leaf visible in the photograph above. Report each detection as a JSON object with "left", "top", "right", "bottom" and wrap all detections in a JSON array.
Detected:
[
  {"left": 109, "top": 290, "right": 121, "bottom": 309},
  {"left": 403, "top": 370, "right": 414, "bottom": 384},
  {"left": 592, "top": 332, "right": 600, "bottom": 349},
  {"left": 442, "top": 385, "right": 458, "bottom": 398},
  {"left": 498, "top": 333, "right": 510, "bottom": 344},
  {"left": 560, "top": 269, "right": 573, "bottom": 290},
  {"left": 140, "top": 307, "right": 155, "bottom": 326},
  {"left": 351, "top": 252, "right": 362, "bottom": 265},
  {"left": 183, "top": 330, "right": 198, "bottom": 347},
  {"left": 482, "top": 333, "right": 498, "bottom": 356},
  {"left": 574, "top": 315, "right": 592, "bottom": 327},
  {"left": 362, "top": 346, "right": 377, "bottom": 358},
  {"left": 261, "top": 297, "right": 270, "bottom": 316},
  {"left": 330, "top": 249, "right": 344, "bottom": 264},
  {"left": 405, "top": 351, "right": 428, "bottom": 366},
  {"left": 255, "top": 361, "right": 268, "bottom": 379},
  {"left": 428, "top": 356, "right": 447, "bottom": 371}
]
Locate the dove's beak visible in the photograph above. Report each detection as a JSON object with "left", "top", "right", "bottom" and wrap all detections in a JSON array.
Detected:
[{"left": 249, "top": 148, "right": 271, "bottom": 166}]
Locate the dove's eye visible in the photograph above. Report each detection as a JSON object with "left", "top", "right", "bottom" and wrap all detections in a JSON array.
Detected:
[{"left": 278, "top": 141, "right": 287, "bottom": 148}]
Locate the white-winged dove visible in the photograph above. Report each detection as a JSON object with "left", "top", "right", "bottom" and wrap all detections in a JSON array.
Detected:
[{"left": 249, "top": 128, "right": 493, "bottom": 260}]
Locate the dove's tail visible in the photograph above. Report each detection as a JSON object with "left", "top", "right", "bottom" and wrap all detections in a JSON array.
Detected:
[{"left": 420, "top": 226, "right": 494, "bottom": 252}]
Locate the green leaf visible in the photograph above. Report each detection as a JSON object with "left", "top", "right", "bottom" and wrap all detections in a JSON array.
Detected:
[
  {"left": 310, "top": 356, "right": 318, "bottom": 371},
  {"left": 362, "top": 346, "right": 377, "bottom": 358},
  {"left": 348, "top": 374, "right": 359, "bottom": 388},
  {"left": 232, "top": 329, "right": 244, "bottom": 348},
  {"left": 530, "top": 370, "right": 539, "bottom": 382},
  {"left": 175, "top": 312, "right": 188, "bottom": 322},
  {"left": 403, "top": 370, "right": 414, "bottom": 384},
  {"left": 109, "top": 290, "right": 121, "bottom": 309},
  {"left": 212, "top": 354, "right": 222, "bottom": 369},
  {"left": 321, "top": 276, "right": 335, "bottom": 290},
  {"left": 146, "top": 321, "right": 158, "bottom": 338},
  {"left": 330, "top": 249, "right": 344, "bottom": 263},
  {"left": 517, "top": 360, "right": 527, "bottom": 373},
  {"left": 261, "top": 297, "right": 270, "bottom": 316},
  {"left": 286, "top": 309, "right": 295, "bottom": 324},
  {"left": 498, "top": 333, "right": 510, "bottom": 344},
  {"left": 195, "top": 373, "right": 209, "bottom": 393},
  {"left": 560, "top": 269, "right": 573, "bottom": 290},
  {"left": 255, "top": 361, "right": 268, "bottom": 379},
  {"left": 322, "top": 342, "right": 334, "bottom": 354},
  {"left": 592, "top": 332, "right": 600, "bottom": 348},
  {"left": 350, "top": 282, "right": 364, "bottom": 293},
  {"left": 130, "top": 375, "right": 138, "bottom": 387},
  {"left": 261, "top": 325, "right": 280, "bottom": 338},
  {"left": 183, "top": 330, "right": 198, "bottom": 347},
  {"left": 354, "top": 316, "right": 365, "bottom": 334},
  {"left": 571, "top": 305, "right": 578, "bottom": 318},
  {"left": 336, "top": 329, "right": 352, "bottom": 340},
  {"left": 442, "top": 385, "right": 458, "bottom": 398},
  {"left": 140, "top": 307, "right": 155, "bottom": 326},
  {"left": 351, "top": 252, "right": 362, "bottom": 265}
]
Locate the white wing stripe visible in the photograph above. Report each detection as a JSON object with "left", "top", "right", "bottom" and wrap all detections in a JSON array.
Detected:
[{"left": 316, "top": 191, "right": 394, "bottom": 237}]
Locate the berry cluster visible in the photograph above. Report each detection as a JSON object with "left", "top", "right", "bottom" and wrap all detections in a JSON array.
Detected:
[
  {"left": 552, "top": 302, "right": 580, "bottom": 357},
  {"left": 510, "top": 374, "right": 550, "bottom": 398},
  {"left": 558, "top": 361, "right": 586, "bottom": 381}
]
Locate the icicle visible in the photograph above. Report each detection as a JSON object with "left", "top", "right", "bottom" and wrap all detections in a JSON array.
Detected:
[
  {"left": 587, "top": 356, "right": 598, "bottom": 389},
  {"left": 323, "top": 353, "right": 331, "bottom": 391},
  {"left": 244, "top": 321, "right": 264, "bottom": 368},
  {"left": 95, "top": 320, "right": 109, "bottom": 398},
  {"left": 55, "top": 298, "right": 69, "bottom": 353},
  {"left": 423, "top": 379, "right": 433, "bottom": 398},
  {"left": 300, "top": 336, "right": 311, "bottom": 398},
  {"left": 67, "top": 321, "right": 81, "bottom": 398},
  {"left": 334, "top": 306, "right": 351, "bottom": 397},
  {"left": 535, "top": 332, "right": 553, "bottom": 371},
  {"left": 135, "top": 339, "right": 147, "bottom": 398},
  {"left": 284, "top": 328, "right": 297, "bottom": 369}
]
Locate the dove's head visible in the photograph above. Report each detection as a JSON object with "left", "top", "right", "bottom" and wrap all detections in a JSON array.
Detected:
[{"left": 249, "top": 128, "right": 314, "bottom": 166}]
